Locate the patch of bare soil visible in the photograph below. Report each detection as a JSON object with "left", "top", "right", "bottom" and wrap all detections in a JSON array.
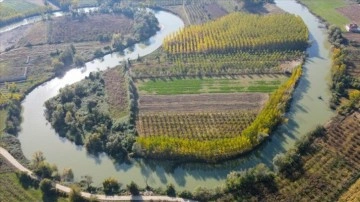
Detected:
[
  {"left": 103, "top": 68, "right": 128, "bottom": 119},
  {"left": 139, "top": 93, "right": 268, "bottom": 114},
  {"left": 337, "top": 5, "right": 360, "bottom": 24},
  {"left": 204, "top": 2, "right": 228, "bottom": 19},
  {"left": 344, "top": 32, "right": 360, "bottom": 43},
  {"left": 279, "top": 60, "right": 302, "bottom": 72},
  {"left": 48, "top": 14, "right": 133, "bottom": 43},
  {"left": 0, "top": 25, "right": 31, "bottom": 52}
]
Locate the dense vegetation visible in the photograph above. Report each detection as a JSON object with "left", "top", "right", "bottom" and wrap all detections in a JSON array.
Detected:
[
  {"left": 163, "top": 13, "right": 308, "bottom": 54},
  {"left": 135, "top": 66, "right": 302, "bottom": 161},
  {"left": 44, "top": 69, "right": 136, "bottom": 159},
  {"left": 132, "top": 51, "right": 303, "bottom": 77}
]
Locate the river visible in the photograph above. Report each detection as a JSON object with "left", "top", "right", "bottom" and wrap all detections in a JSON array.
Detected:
[{"left": 15, "top": 0, "right": 334, "bottom": 191}]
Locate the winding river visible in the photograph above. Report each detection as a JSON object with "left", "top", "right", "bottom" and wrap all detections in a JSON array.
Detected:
[{"left": 14, "top": 0, "right": 334, "bottom": 190}]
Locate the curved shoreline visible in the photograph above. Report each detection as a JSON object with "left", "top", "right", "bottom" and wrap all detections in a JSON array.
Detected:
[
  {"left": 2, "top": 0, "right": 335, "bottom": 191},
  {"left": 0, "top": 146, "right": 194, "bottom": 202}
]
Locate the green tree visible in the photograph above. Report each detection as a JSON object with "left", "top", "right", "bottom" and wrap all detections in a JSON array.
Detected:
[
  {"left": 166, "top": 184, "right": 176, "bottom": 197},
  {"left": 103, "top": 177, "right": 120, "bottom": 195},
  {"left": 31, "top": 151, "right": 45, "bottom": 168},
  {"left": 61, "top": 168, "right": 74, "bottom": 182},
  {"left": 69, "top": 185, "right": 85, "bottom": 202},
  {"left": 127, "top": 181, "right": 139, "bottom": 195},
  {"left": 40, "top": 179, "right": 54, "bottom": 196}
]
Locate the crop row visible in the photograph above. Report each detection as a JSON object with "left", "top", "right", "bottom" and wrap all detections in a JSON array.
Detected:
[
  {"left": 136, "top": 66, "right": 303, "bottom": 161},
  {"left": 137, "top": 111, "right": 257, "bottom": 140}
]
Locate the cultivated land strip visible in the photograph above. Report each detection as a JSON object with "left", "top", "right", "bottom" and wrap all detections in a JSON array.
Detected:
[
  {"left": 139, "top": 93, "right": 268, "bottom": 113},
  {"left": 0, "top": 147, "right": 195, "bottom": 202}
]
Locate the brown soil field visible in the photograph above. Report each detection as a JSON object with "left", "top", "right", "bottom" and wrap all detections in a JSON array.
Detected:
[
  {"left": 48, "top": 14, "right": 133, "bottom": 43},
  {"left": 337, "top": 5, "right": 360, "bottom": 24},
  {"left": 344, "top": 32, "right": 360, "bottom": 43},
  {"left": 103, "top": 67, "right": 129, "bottom": 120},
  {"left": 138, "top": 93, "right": 268, "bottom": 114},
  {"left": 0, "top": 24, "right": 32, "bottom": 52},
  {"left": 338, "top": 5, "right": 360, "bottom": 43},
  {"left": 204, "top": 2, "right": 228, "bottom": 19}
]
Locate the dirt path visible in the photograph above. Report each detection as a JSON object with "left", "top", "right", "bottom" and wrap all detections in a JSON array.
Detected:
[{"left": 0, "top": 146, "right": 195, "bottom": 202}]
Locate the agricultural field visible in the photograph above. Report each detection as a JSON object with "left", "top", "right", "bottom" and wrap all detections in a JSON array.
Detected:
[
  {"left": 137, "top": 75, "right": 287, "bottom": 95},
  {"left": 270, "top": 111, "right": 360, "bottom": 201},
  {"left": 184, "top": 2, "right": 227, "bottom": 24},
  {"left": 339, "top": 178, "right": 360, "bottom": 202},
  {"left": 132, "top": 51, "right": 303, "bottom": 77},
  {"left": 337, "top": 4, "right": 360, "bottom": 25},
  {"left": 0, "top": 0, "right": 48, "bottom": 27},
  {"left": 0, "top": 8, "right": 158, "bottom": 105},
  {"left": 47, "top": 14, "right": 133, "bottom": 43},
  {"left": 135, "top": 67, "right": 303, "bottom": 161},
  {"left": 132, "top": 9, "right": 306, "bottom": 161},
  {"left": 103, "top": 68, "right": 129, "bottom": 120},
  {"left": 298, "top": 0, "right": 350, "bottom": 28},
  {"left": 163, "top": 13, "right": 308, "bottom": 54},
  {"left": 138, "top": 111, "right": 258, "bottom": 141},
  {"left": 212, "top": 110, "right": 360, "bottom": 201},
  {"left": 138, "top": 93, "right": 268, "bottom": 113}
]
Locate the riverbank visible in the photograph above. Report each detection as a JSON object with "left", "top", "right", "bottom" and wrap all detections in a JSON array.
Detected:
[
  {"left": 0, "top": 146, "right": 194, "bottom": 202},
  {"left": 1, "top": 0, "right": 337, "bottom": 193}
]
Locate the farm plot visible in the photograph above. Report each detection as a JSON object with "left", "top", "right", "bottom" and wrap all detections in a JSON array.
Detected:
[
  {"left": 137, "top": 75, "right": 287, "bottom": 95},
  {"left": 298, "top": 0, "right": 350, "bottom": 28},
  {"left": 138, "top": 93, "right": 268, "bottom": 113},
  {"left": 185, "top": 2, "right": 227, "bottom": 24},
  {"left": 137, "top": 111, "right": 258, "bottom": 141},
  {"left": 0, "top": 0, "right": 46, "bottom": 27},
  {"left": 103, "top": 68, "right": 129, "bottom": 120},
  {"left": 337, "top": 5, "right": 360, "bottom": 25},
  {"left": 47, "top": 14, "right": 133, "bottom": 43},
  {"left": 263, "top": 111, "right": 360, "bottom": 201},
  {"left": 345, "top": 47, "right": 360, "bottom": 78},
  {"left": 320, "top": 111, "right": 360, "bottom": 167}
]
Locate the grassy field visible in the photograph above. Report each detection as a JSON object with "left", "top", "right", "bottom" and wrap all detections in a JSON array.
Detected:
[
  {"left": 137, "top": 75, "right": 287, "bottom": 95},
  {"left": 299, "top": 0, "right": 349, "bottom": 28}
]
